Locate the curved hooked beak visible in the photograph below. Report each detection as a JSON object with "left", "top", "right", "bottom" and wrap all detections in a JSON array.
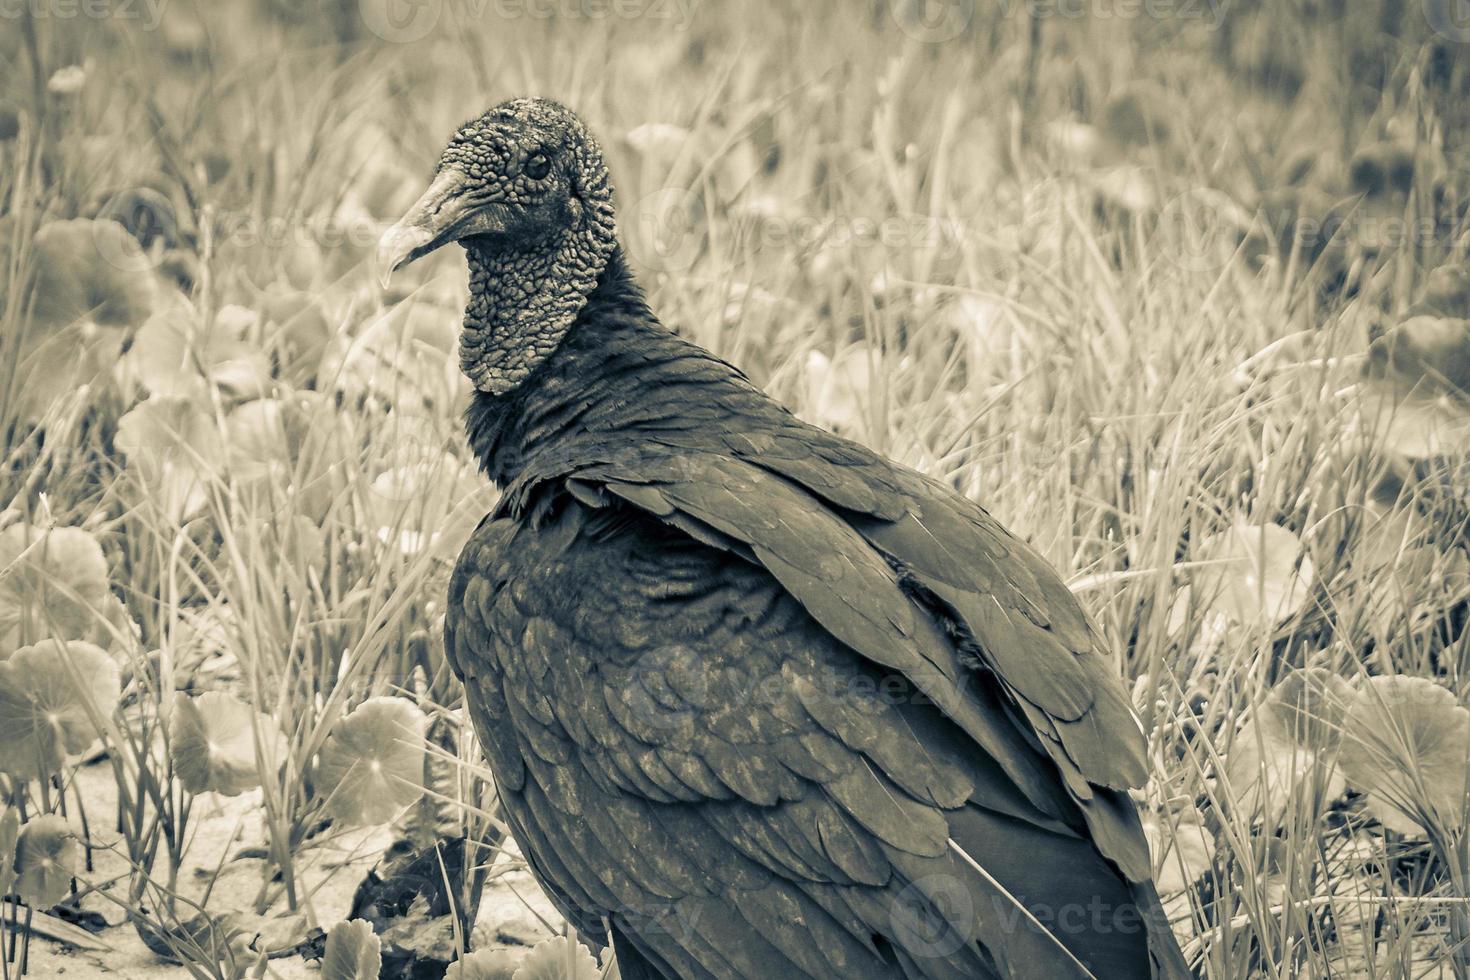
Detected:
[{"left": 375, "top": 169, "right": 508, "bottom": 288}]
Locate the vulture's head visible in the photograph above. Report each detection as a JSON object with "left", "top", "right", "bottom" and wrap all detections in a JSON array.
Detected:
[
  {"left": 377, "top": 97, "right": 619, "bottom": 394},
  {"left": 377, "top": 98, "right": 616, "bottom": 280}
]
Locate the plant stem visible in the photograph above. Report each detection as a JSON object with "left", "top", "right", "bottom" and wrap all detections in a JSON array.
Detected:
[
  {"left": 72, "top": 783, "right": 92, "bottom": 874},
  {"left": 17, "top": 908, "right": 30, "bottom": 977}
]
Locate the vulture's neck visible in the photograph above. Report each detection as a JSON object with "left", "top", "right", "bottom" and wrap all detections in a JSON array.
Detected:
[
  {"left": 460, "top": 215, "right": 613, "bottom": 394},
  {"left": 464, "top": 245, "right": 745, "bottom": 493}
]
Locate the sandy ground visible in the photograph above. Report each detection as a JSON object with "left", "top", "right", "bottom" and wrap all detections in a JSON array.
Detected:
[{"left": 19, "top": 759, "right": 563, "bottom": 978}]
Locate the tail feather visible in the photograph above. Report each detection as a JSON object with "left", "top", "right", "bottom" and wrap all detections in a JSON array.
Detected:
[
  {"left": 948, "top": 839, "right": 1100, "bottom": 979},
  {"left": 1129, "top": 878, "right": 1195, "bottom": 980},
  {"left": 942, "top": 803, "right": 1157, "bottom": 979}
]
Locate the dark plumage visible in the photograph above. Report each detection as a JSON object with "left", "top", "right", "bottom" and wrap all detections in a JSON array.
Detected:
[{"left": 379, "top": 98, "right": 1191, "bottom": 980}]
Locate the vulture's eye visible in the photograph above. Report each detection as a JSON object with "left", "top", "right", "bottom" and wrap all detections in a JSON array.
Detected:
[{"left": 524, "top": 152, "right": 551, "bottom": 181}]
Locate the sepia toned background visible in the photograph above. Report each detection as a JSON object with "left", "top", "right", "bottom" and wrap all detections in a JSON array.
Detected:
[{"left": 2, "top": 0, "right": 1470, "bottom": 976}]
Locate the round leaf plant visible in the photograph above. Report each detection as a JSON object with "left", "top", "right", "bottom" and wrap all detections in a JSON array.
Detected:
[
  {"left": 170, "top": 691, "right": 286, "bottom": 796},
  {"left": 1339, "top": 676, "right": 1470, "bottom": 837},
  {"left": 13, "top": 815, "right": 79, "bottom": 908},
  {"left": 322, "top": 918, "right": 381, "bottom": 980},
  {"left": 1191, "top": 522, "right": 1314, "bottom": 625},
  {"left": 0, "top": 524, "right": 112, "bottom": 658},
  {"left": 0, "top": 640, "right": 120, "bottom": 779},
  {"left": 315, "top": 697, "right": 427, "bottom": 826}
]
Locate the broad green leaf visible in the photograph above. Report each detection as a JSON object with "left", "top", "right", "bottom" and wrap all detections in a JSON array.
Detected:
[
  {"left": 322, "top": 918, "right": 381, "bottom": 980},
  {"left": 1263, "top": 667, "right": 1352, "bottom": 753},
  {"left": 1357, "top": 384, "right": 1470, "bottom": 460},
  {"left": 258, "top": 287, "right": 332, "bottom": 379},
  {"left": 1339, "top": 676, "right": 1470, "bottom": 837},
  {"left": 14, "top": 815, "right": 78, "bottom": 907},
  {"left": 446, "top": 947, "right": 525, "bottom": 980},
  {"left": 123, "top": 305, "right": 271, "bottom": 402},
  {"left": 10, "top": 219, "right": 153, "bottom": 418},
  {"left": 315, "top": 697, "right": 427, "bottom": 826},
  {"left": 321, "top": 297, "right": 464, "bottom": 410},
  {"left": 23, "top": 219, "right": 156, "bottom": 330},
  {"left": 115, "top": 395, "right": 224, "bottom": 522},
  {"left": 514, "top": 936, "right": 601, "bottom": 980},
  {"left": 1221, "top": 716, "right": 1343, "bottom": 827},
  {"left": 134, "top": 909, "right": 244, "bottom": 965},
  {"left": 1367, "top": 315, "right": 1470, "bottom": 398},
  {"left": 365, "top": 451, "right": 486, "bottom": 558},
  {"left": 0, "top": 640, "right": 120, "bottom": 779},
  {"left": 1192, "top": 522, "right": 1314, "bottom": 624},
  {"left": 224, "top": 399, "right": 290, "bottom": 484},
  {"left": 0, "top": 524, "right": 112, "bottom": 658},
  {"left": 170, "top": 691, "right": 286, "bottom": 796}
]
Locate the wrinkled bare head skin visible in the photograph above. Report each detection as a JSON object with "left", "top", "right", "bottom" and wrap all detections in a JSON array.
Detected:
[{"left": 379, "top": 98, "right": 618, "bottom": 394}]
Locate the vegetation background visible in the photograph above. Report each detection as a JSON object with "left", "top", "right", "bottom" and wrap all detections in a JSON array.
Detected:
[{"left": 3, "top": 0, "right": 1470, "bottom": 976}]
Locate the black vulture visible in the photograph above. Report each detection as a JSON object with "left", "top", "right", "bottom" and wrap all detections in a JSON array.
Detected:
[{"left": 377, "top": 97, "right": 1191, "bottom": 980}]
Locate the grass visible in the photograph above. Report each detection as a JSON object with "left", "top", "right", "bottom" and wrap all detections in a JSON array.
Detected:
[{"left": 3, "top": 0, "right": 1470, "bottom": 976}]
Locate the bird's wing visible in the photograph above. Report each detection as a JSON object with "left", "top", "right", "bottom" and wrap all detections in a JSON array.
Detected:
[
  {"left": 572, "top": 439, "right": 1152, "bottom": 881},
  {"left": 555, "top": 437, "right": 1186, "bottom": 976},
  {"left": 447, "top": 499, "right": 1156, "bottom": 980},
  {"left": 757, "top": 428, "right": 1151, "bottom": 808}
]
